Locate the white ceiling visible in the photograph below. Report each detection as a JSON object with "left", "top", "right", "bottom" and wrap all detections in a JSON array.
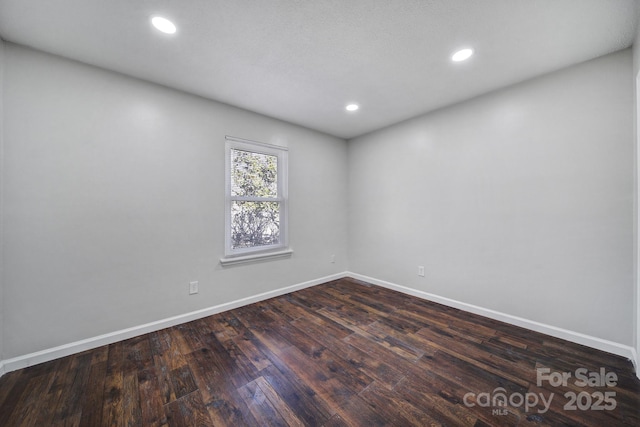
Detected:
[{"left": 0, "top": 0, "right": 637, "bottom": 139}]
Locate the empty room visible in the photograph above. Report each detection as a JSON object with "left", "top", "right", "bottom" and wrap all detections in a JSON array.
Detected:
[{"left": 0, "top": 0, "right": 639, "bottom": 426}]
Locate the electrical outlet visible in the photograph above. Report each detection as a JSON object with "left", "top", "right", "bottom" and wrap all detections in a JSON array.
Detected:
[
  {"left": 418, "top": 266, "right": 425, "bottom": 277},
  {"left": 189, "top": 281, "right": 199, "bottom": 295},
  {"left": 330, "top": 254, "right": 336, "bottom": 264}
]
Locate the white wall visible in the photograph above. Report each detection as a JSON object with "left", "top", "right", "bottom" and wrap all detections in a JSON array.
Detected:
[
  {"left": 633, "top": 3, "right": 640, "bottom": 372},
  {"left": 1, "top": 43, "right": 348, "bottom": 359},
  {"left": 635, "top": 2, "right": 640, "bottom": 76},
  {"left": 349, "top": 50, "right": 634, "bottom": 345},
  {"left": 0, "top": 38, "right": 5, "bottom": 364},
  {"left": 1, "top": 41, "right": 636, "bottom": 365}
]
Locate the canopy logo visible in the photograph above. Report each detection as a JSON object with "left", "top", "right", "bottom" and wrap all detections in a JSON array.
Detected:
[
  {"left": 463, "top": 387, "right": 553, "bottom": 414},
  {"left": 463, "top": 367, "right": 618, "bottom": 416}
]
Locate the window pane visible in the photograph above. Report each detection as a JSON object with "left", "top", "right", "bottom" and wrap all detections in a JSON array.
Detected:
[
  {"left": 231, "top": 201, "right": 280, "bottom": 249},
  {"left": 231, "top": 149, "right": 278, "bottom": 197}
]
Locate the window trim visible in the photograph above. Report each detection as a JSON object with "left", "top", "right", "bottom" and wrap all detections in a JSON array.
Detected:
[{"left": 221, "top": 135, "right": 289, "bottom": 264}]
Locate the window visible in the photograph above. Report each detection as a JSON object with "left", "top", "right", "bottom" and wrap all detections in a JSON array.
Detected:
[{"left": 222, "top": 136, "right": 289, "bottom": 263}]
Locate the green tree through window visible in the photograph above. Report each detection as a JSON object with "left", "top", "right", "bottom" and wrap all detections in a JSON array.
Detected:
[
  {"left": 224, "top": 137, "right": 288, "bottom": 258},
  {"left": 230, "top": 149, "right": 280, "bottom": 249}
]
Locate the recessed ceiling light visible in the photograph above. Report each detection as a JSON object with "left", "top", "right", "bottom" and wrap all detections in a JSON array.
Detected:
[
  {"left": 451, "top": 48, "right": 473, "bottom": 62},
  {"left": 151, "top": 16, "right": 177, "bottom": 34},
  {"left": 346, "top": 104, "right": 359, "bottom": 112}
]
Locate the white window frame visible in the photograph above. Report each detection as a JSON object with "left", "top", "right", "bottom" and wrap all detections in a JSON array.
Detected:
[{"left": 221, "top": 136, "right": 290, "bottom": 265}]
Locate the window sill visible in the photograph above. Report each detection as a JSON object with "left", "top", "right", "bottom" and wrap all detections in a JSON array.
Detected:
[{"left": 220, "top": 249, "right": 293, "bottom": 266}]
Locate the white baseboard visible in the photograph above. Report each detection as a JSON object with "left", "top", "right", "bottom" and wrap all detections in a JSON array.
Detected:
[
  {"left": 0, "top": 272, "right": 348, "bottom": 375},
  {"left": 347, "top": 272, "right": 637, "bottom": 364},
  {"left": 631, "top": 348, "right": 640, "bottom": 380},
  {"left": 2, "top": 271, "right": 637, "bottom": 380}
]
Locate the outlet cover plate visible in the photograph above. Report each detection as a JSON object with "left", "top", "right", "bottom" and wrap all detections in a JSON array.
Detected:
[{"left": 189, "top": 281, "right": 199, "bottom": 295}]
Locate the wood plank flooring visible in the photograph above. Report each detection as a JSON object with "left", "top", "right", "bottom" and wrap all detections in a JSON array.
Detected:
[{"left": 0, "top": 277, "right": 638, "bottom": 426}]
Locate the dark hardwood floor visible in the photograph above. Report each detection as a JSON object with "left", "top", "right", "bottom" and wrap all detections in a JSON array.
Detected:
[{"left": 0, "top": 278, "right": 638, "bottom": 426}]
